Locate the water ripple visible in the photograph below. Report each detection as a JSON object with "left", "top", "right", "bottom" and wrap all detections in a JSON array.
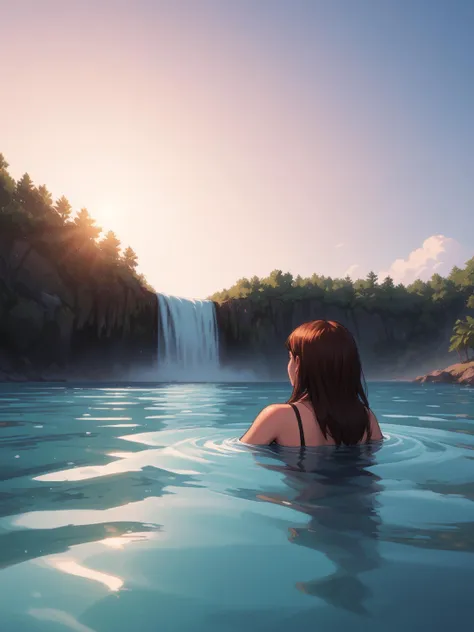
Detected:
[{"left": 0, "top": 381, "right": 473, "bottom": 630}]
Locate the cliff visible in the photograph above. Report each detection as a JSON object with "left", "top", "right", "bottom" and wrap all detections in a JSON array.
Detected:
[
  {"left": 215, "top": 296, "right": 465, "bottom": 379},
  {"left": 0, "top": 231, "right": 157, "bottom": 381},
  {"left": 414, "top": 361, "right": 474, "bottom": 386}
]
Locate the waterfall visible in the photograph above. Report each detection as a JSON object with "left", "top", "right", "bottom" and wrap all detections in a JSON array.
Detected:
[{"left": 157, "top": 293, "right": 219, "bottom": 380}]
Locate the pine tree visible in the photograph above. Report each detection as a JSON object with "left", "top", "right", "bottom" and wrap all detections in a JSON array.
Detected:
[
  {"left": 38, "top": 185, "right": 53, "bottom": 207},
  {"left": 122, "top": 246, "right": 138, "bottom": 269},
  {"left": 74, "top": 208, "right": 101, "bottom": 240},
  {"left": 366, "top": 271, "right": 378, "bottom": 287},
  {"left": 55, "top": 196, "right": 72, "bottom": 222},
  {"left": 100, "top": 230, "right": 121, "bottom": 261},
  {"left": 0, "top": 154, "right": 15, "bottom": 211},
  {"left": 15, "top": 173, "right": 35, "bottom": 212}
]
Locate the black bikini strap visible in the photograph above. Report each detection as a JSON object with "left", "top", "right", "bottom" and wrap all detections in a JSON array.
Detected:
[{"left": 290, "top": 404, "right": 305, "bottom": 447}]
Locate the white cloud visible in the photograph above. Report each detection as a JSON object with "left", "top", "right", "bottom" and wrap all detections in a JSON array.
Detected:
[
  {"left": 378, "top": 235, "right": 466, "bottom": 285},
  {"left": 335, "top": 242, "right": 344, "bottom": 248},
  {"left": 344, "top": 264, "right": 360, "bottom": 278}
]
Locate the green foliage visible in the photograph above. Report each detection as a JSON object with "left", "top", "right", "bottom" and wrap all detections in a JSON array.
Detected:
[
  {"left": 210, "top": 259, "right": 474, "bottom": 352},
  {"left": 366, "top": 271, "right": 378, "bottom": 287},
  {"left": 0, "top": 151, "right": 153, "bottom": 291},
  {"left": 449, "top": 317, "right": 474, "bottom": 362},
  {"left": 55, "top": 195, "right": 72, "bottom": 222},
  {"left": 381, "top": 276, "right": 394, "bottom": 289},
  {"left": 38, "top": 185, "right": 53, "bottom": 207},
  {"left": 99, "top": 230, "right": 121, "bottom": 262},
  {"left": 14, "top": 173, "right": 38, "bottom": 219},
  {"left": 209, "top": 259, "right": 472, "bottom": 308},
  {"left": 122, "top": 246, "right": 138, "bottom": 270},
  {"left": 262, "top": 269, "right": 294, "bottom": 290},
  {"left": 74, "top": 208, "right": 101, "bottom": 240},
  {"left": 137, "top": 273, "right": 156, "bottom": 293},
  {"left": 406, "top": 279, "right": 433, "bottom": 298},
  {"left": 0, "top": 154, "right": 16, "bottom": 212},
  {"left": 449, "top": 258, "right": 474, "bottom": 288},
  {"left": 429, "top": 273, "right": 457, "bottom": 302}
]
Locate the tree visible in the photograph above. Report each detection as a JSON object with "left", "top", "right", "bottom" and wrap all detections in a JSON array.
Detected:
[
  {"left": 262, "top": 269, "right": 289, "bottom": 289},
  {"left": 464, "top": 257, "right": 474, "bottom": 287},
  {"left": 354, "top": 278, "right": 371, "bottom": 300},
  {"left": 449, "top": 265, "right": 466, "bottom": 287},
  {"left": 32, "top": 184, "right": 60, "bottom": 226},
  {"left": 310, "top": 273, "right": 324, "bottom": 287},
  {"left": 381, "top": 276, "right": 394, "bottom": 289},
  {"left": 99, "top": 230, "right": 121, "bottom": 262},
  {"left": 429, "top": 273, "right": 457, "bottom": 302},
  {"left": 249, "top": 275, "right": 261, "bottom": 292},
  {"left": 449, "top": 317, "right": 474, "bottom": 362},
  {"left": 467, "top": 295, "right": 474, "bottom": 310},
  {"left": 74, "top": 208, "right": 101, "bottom": 240},
  {"left": 0, "top": 154, "right": 148, "bottom": 294},
  {"left": 55, "top": 196, "right": 72, "bottom": 222},
  {"left": 331, "top": 278, "right": 355, "bottom": 306},
  {"left": 38, "top": 185, "right": 53, "bottom": 207},
  {"left": 137, "top": 273, "right": 156, "bottom": 292},
  {"left": 407, "top": 279, "right": 433, "bottom": 298},
  {"left": 122, "top": 246, "right": 138, "bottom": 270},
  {"left": 0, "top": 154, "right": 15, "bottom": 211},
  {"left": 15, "top": 173, "right": 36, "bottom": 215},
  {"left": 366, "top": 271, "right": 378, "bottom": 287}
]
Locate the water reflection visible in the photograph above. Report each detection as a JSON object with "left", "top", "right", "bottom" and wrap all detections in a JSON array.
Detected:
[
  {"left": 0, "top": 521, "right": 159, "bottom": 570},
  {"left": 253, "top": 445, "right": 384, "bottom": 615},
  {"left": 383, "top": 520, "right": 474, "bottom": 553},
  {"left": 50, "top": 559, "right": 124, "bottom": 591},
  {"left": 0, "top": 468, "right": 195, "bottom": 518},
  {"left": 29, "top": 608, "right": 98, "bottom": 632}
]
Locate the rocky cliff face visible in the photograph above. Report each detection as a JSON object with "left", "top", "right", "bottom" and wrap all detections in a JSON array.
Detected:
[
  {"left": 215, "top": 297, "right": 465, "bottom": 379},
  {"left": 0, "top": 234, "right": 157, "bottom": 381}
]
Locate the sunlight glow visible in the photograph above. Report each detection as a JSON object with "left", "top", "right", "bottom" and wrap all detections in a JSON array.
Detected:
[
  {"left": 49, "top": 558, "right": 124, "bottom": 592},
  {"left": 100, "top": 532, "right": 156, "bottom": 549}
]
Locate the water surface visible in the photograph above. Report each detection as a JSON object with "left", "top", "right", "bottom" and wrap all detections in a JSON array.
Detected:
[{"left": 0, "top": 382, "right": 473, "bottom": 631}]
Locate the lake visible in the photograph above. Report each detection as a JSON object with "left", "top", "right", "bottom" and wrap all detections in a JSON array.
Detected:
[{"left": 0, "top": 381, "right": 473, "bottom": 631}]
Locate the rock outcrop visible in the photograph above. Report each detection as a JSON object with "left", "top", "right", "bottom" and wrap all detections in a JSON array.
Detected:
[
  {"left": 414, "top": 361, "right": 474, "bottom": 386},
  {"left": 0, "top": 233, "right": 157, "bottom": 381}
]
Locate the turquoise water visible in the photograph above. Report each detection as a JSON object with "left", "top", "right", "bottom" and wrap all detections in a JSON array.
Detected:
[{"left": 0, "top": 382, "right": 473, "bottom": 631}]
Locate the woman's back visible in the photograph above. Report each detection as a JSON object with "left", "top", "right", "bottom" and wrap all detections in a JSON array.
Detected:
[{"left": 270, "top": 402, "right": 382, "bottom": 448}]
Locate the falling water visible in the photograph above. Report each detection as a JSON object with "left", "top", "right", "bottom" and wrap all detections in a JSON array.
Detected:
[{"left": 157, "top": 294, "right": 219, "bottom": 380}]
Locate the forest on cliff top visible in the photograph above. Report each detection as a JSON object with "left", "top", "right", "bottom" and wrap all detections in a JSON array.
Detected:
[
  {"left": 210, "top": 258, "right": 474, "bottom": 314},
  {"left": 0, "top": 153, "right": 154, "bottom": 293}
]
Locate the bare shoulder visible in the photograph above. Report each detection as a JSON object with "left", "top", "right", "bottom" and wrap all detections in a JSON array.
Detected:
[
  {"left": 240, "top": 403, "right": 290, "bottom": 445},
  {"left": 249, "top": 403, "right": 291, "bottom": 426},
  {"left": 263, "top": 403, "right": 292, "bottom": 415},
  {"left": 368, "top": 409, "right": 383, "bottom": 440}
]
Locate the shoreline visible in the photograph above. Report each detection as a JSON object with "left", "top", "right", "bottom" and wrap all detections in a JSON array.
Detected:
[{"left": 414, "top": 361, "right": 474, "bottom": 386}]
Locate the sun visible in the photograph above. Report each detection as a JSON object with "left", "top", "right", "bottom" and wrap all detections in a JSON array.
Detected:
[{"left": 93, "top": 202, "right": 124, "bottom": 235}]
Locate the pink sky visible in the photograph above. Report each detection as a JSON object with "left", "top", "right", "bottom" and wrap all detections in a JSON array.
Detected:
[{"left": 1, "top": 1, "right": 472, "bottom": 296}]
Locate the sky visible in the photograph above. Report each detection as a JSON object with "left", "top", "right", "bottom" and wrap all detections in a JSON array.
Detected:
[{"left": 0, "top": 0, "right": 473, "bottom": 298}]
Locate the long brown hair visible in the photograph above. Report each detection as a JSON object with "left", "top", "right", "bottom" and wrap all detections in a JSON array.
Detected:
[{"left": 286, "top": 320, "right": 371, "bottom": 446}]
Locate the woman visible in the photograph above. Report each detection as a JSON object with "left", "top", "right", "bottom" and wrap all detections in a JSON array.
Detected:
[{"left": 241, "top": 319, "right": 383, "bottom": 447}]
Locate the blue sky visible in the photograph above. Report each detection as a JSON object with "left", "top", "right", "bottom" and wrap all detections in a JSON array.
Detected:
[{"left": 0, "top": 0, "right": 472, "bottom": 296}]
